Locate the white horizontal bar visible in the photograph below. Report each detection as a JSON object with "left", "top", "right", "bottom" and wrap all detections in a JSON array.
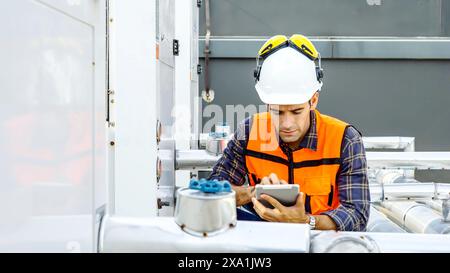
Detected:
[
  {"left": 176, "top": 150, "right": 450, "bottom": 171},
  {"left": 366, "top": 152, "right": 450, "bottom": 170}
]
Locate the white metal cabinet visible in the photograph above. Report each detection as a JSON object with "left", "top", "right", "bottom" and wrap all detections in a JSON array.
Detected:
[{"left": 0, "top": 0, "right": 107, "bottom": 252}]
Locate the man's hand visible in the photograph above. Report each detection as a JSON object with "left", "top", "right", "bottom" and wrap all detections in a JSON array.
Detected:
[
  {"left": 252, "top": 192, "right": 309, "bottom": 223},
  {"left": 260, "top": 173, "right": 288, "bottom": 185},
  {"left": 232, "top": 173, "right": 284, "bottom": 206},
  {"left": 232, "top": 185, "right": 255, "bottom": 206}
]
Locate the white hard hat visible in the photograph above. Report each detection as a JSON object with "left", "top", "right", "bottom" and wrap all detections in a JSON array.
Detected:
[{"left": 255, "top": 47, "right": 323, "bottom": 105}]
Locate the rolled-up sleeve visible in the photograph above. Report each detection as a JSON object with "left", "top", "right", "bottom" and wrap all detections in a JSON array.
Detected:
[{"left": 321, "top": 126, "right": 371, "bottom": 231}]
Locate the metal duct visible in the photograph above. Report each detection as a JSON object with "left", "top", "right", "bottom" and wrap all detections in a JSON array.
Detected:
[
  {"left": 366, "top": 207, "right": 406, "bottom": 233},
  {"left": 377, "top": 201, "right": 450, "bottom": 234}
]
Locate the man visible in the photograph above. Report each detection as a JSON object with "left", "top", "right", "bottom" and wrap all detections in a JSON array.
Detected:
[{"left": 209, "top": 34, "right": 370, "bottom": 231}]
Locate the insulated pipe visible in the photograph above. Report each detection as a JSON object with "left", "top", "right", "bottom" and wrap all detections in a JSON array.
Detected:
[
  {"left": 176, "top": 151, "right": 450, "bottom": 201},
  {"left": 176, "top": 150, "right": 450, "bottom": 170},
  {"left": 176, "top": 150, "right": 450, "bottom": 225},
  {"left": 372, "top": 170, "right": 450, "bottom": 221},
  {"left": 176, "top": 149, "right": 220, "bottom": 170},
  {"left": 415, "top": 199, "right": 450, "bottom": 222},
  {"left": 376, "top": 201, "right": 450, "bottom": 234},
  {"left": 375, "top": 170, "right": 418, "bottom": 184},
  {"left": 366, "top": 207, "right": 406, "bottom": 233},
  {"left": 417, "top": 200, "right": 443, "bottom": 213},
  {"left": 415, "top": 200, "right": 450, "bottom": 222},
  {"left": 310, "top": 230, "right": 450, "bottom": 253}
]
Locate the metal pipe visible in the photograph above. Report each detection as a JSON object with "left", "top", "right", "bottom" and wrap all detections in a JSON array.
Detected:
[
  {"left": 176, "top": 151, "right": 450, "bottom": 212},
  {"left": 370, "top": 183, "right": 450, "bottom": 201},
  {"left": 310, "top": 230, "right": 450, "bottom": 253},
  {"left": 99, "top": 215, "right": 310, "bottom": 253},
  {"left": 176, "top": 149, "right": 220, "bottom": 170},
  {"left": 366, "top": 207, "right": 406, "bottom": 233},
  {"left": 375, "top": 170, "right": 418, "bottom": 184},
  {"left": 372, "top": 170, "right": 450, "bottom": 221},
  {"left": 417, "top": 200, "right": 443, "bottom": 213},
  {"left": 366, "top": 152, "right": 450, "bottom": 170},
  {"left": 203, "top": 0, "right": 212, "bottom": 98},
  {"left": 415, "top": 199, "right": 450, "bottom": 223},
  {"left": 199, "top": 135, "right": 415, "bottom": 151},
  {"left": 376, "top": 201, "right": 450, "bottom": 234},
  {"left": 176, "top": 150, "right": 450, "bottom": 170}
]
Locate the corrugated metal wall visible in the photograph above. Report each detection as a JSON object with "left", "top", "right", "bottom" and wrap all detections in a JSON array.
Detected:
[{"left": 198, "top": 0, "right": 450, "bottom": 182}]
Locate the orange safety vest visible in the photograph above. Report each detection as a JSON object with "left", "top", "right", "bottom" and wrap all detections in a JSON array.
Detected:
[{"left": 244, "top": 110, "right": 350, "bottom": 215}]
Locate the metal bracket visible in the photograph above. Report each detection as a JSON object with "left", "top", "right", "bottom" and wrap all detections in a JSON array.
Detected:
[
  {"left": 197, "top": 0, "right": 202, "bottom": 8},
  {"left": 197, "top": 64, "right": 202, "bottom": 74},
  {"left": 173, "top": 39, "right": 179, "bottom": 56},
  {"left": 157, "top": 198, "right": 170, "bottom": 209}
]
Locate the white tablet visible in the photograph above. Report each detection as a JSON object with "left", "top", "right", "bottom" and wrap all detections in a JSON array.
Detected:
[{"left": 255, "top": 184, "right": 300, "bottom": 209}]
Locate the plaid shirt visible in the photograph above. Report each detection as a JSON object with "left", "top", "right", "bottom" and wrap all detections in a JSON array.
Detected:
[{"left": 209, "top": 111, "right": 370, "bottom": 231}]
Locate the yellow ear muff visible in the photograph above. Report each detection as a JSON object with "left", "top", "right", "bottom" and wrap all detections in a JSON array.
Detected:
[
  {"left": 289, "top": 34, "right": 319, "bottom": 60},
  {"left": 258, "top": 35, "right": 288, "bottom": 57}
]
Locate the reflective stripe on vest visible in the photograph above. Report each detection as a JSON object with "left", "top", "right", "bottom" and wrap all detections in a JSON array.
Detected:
[{"left": 244, "top": 110, "right": 349, "bottom": 215}]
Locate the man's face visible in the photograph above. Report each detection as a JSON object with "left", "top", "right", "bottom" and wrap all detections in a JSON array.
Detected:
[{"left": 269, "top": 103, "right": 311, "bottom": 144}]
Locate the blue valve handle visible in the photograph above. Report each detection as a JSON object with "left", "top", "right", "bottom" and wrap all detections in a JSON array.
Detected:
[{"left": 189, "top": 179, "right": 232, "bottom": 193}]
